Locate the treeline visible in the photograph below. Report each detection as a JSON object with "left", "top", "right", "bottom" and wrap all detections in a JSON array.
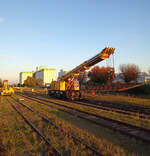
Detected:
[
  {"left": 79, "top": 64, "right": 146, "bottom": 86},
  {"left": 18, "top": 77, "right": 43, "bottom": 87}
]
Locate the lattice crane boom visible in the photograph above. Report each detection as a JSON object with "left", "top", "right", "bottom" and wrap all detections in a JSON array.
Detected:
[{"left": 60, "top": 47, "right": 115, "bottom": 81}]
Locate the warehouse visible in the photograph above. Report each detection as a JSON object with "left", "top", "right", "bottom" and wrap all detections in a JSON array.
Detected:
[
  {"left": 19, "top": 71, "right": 33, "bottom": 84},
  {"left": 34, "top": 67, "right": 57, "bottom": 86}
]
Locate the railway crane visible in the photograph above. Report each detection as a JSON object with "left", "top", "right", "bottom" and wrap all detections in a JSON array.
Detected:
[{"left": 48, "top": 47, "right": 115, "bottom": 100}]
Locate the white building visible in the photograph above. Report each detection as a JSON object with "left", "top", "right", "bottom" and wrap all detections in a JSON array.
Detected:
[
  {"left": 58, "top": 69, "right": 70, "bottom": 79},
  {"left": 113, "top": 73, "right": 150, "bottom": 84},
  {"left": 34, "top": 67, "right": 57, "bottom": 86},
  {"left": 19, "top": 71, "right": 33, "bottom": 84},
  {"left": 137, "top": 73, "right": 150, "bottom": 84}
]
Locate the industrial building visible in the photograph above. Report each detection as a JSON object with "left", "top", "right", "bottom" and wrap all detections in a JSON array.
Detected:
[
  {"left": 34, "top": 66, "right": 57, "bottom": 86},
  {"left": 19, "top": 66, "right": 57, "bottom": 86},
  {"left": 19, "top": 71, "right": 33, "bottom": 84}
]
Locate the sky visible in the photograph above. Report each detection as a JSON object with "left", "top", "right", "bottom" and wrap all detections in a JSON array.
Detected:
[{"left": 0, "top": 0, "right": 150, "bottom": 84}]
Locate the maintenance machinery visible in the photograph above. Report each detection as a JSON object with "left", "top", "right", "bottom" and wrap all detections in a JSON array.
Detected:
[
  {"left": 48, "top": 47, "right": 115, "bottom": 100},
  {"left": 1, "top": 80, "right": 14, "bottom": 96}
]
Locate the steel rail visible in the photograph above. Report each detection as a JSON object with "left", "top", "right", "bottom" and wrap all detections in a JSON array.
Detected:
[
  {"left": 20, "top": 92, "right": 150, "bottom": 118},
  {"left": 17, "top": 93, "right": 150, "bottom": 144},
  {"left": 11, "top": 96, "right": 103, "bottom": 156},
  {"left": 7, "top": 98, "right": 63, "bottom": 156},
  {"left": 72, "top": 100, "right": 150, "bottom": 119},
  {"left": 82, "top": 98, "right": 150, "bottom": 115},
  {"left": 31, "top": 92, "right": 150, "bottom": 118}
]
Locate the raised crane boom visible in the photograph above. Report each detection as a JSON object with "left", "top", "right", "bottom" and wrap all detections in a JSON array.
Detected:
[
  {"left": 60, "top": 47, "right": 115, "bottom": 81},
  {"left": 49, "top": 47, "right": 115, "bottom": 100}
]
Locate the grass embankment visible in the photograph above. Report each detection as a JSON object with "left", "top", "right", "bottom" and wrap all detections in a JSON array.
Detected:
[
  {"left": 84, "top": 93, "right": 150, "bottom": 107},
  {"left": 15, "top": 94, "right": 150, "bottom": 156}
]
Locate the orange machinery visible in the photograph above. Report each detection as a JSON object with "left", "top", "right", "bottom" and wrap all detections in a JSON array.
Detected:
[{"left": 48, "top": 47, "right": 115, "bottom": 100}]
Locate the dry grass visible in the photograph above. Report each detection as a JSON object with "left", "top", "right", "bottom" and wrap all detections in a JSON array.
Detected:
[
  {"left": 84, "top": 93, "right": 150, "bottom": 107},
  {"left": 15, "top": 95, "right": 150, "bottom": 156},
  {"left": 33, "top": 95, "right": 150, "bottom": 130},
  {"left": 0, "top": 96, "right": 50, "bottom": 155}
]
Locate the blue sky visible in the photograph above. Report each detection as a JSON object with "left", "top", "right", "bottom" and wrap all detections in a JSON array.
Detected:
[{"left": 0, "top": 0, "right": 150, "bottom": 84}]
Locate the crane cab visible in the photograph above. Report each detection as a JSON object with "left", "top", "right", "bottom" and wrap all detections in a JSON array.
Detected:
[{"left": 49, "top": 80, "right": 81, "bottom": 100}]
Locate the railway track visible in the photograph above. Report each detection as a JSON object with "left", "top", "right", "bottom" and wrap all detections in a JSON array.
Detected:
[
  {"left": 82, "top": 98, "right": 150, "bottom": 115},
  {"left": 21, "top": 92, "right": 150, "bottom": 119},
  {"left": 72, "top": 100, "right": 150, "bottom": 119},
  {"left": 16, "top": 92, "right": 150, "bottom": 144},
  {"left": 41, "top": 93, "right": 150, "bottom": 119},
  {"left": 9, "top": 96, "right": 103, "bottom": 156},
  {"left": 7, "top": 97, "right": 63, "bottom": 156}
]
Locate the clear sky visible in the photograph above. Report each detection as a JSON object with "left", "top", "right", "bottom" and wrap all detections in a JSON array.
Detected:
[{"left": 0, "top": 0, "right": 150, "bottom": 84}]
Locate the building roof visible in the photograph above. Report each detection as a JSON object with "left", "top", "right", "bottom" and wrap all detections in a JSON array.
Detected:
[
  {"left": 36, "top": 68, "right": 56, "bottom": 73},
  {"left": 20, "top": 71, "right": 33, "bottom": 74},
  {"left": 60, "top": 69, "right": 70, "bottom": 72}
]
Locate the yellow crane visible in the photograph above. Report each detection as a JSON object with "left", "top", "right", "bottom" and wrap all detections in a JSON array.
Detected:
[
  {"left": 48, "top": 47, "right": 115, "bottom": 100},
  {"left": 1, "top": 80, "right": 14, "bottom": 96}
]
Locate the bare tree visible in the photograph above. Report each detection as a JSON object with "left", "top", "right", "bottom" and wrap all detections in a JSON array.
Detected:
[{"left": 119, "top": 64, "right": 140, "bottom": 83}]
